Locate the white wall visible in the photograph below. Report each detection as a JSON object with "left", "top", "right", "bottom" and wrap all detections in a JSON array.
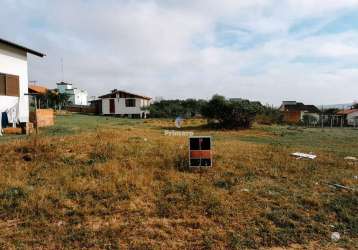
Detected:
[
  {"left": 73, "top": 89, "right": 88, "bottom": 105},
  {"left": 0, "top": 43, "right": 29, "bottom": 123},
  {"left": 57, "top": 83, "right": 72, "bottom": 93},
  {"left": 300, "top": 112, "right": 320, "bottom": 121},
  {"left": 347, "top": 111, "right": 358, "bottom": 126},
  {"left": 64, "top": 88, "right": 88, "bottom": 105},
  {"left": 102, "top": 97, "right": 150, "bottom": 117}
]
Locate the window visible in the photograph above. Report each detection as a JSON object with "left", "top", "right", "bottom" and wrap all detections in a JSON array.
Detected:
[
  {"left": 0, "top": 73, "right": 19, "bottom": 97},
  {"left": 125, "top": 98, "right": 136, "bottom": 107}
]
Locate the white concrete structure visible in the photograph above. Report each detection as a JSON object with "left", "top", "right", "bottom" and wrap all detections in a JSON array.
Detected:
[
  {"left": 57, "top": 82, "right": 88, "bottom": 105},
  {"left": 0, "top": 38, "right": 44, "bottom": 132},
  {"left": 347, "top": 111, "right": 358, "bottom": 126},
  {"left": 99, "top": 89, "right": 151, "bottom": 118},
  {"left": 337, "top": 109, "right": 358, "bottom": 126}
]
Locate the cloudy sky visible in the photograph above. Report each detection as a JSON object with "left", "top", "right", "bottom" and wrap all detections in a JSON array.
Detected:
[{"left": 1, "top": 0, "right": 358, "bottom": 105}]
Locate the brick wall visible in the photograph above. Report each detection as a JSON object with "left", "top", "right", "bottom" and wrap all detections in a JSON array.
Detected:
[
  {"left": 283, "top": 111, "right": 301, "bottom": 124},
  {"left": 30, "top": 109, "right": 54, "bottom": 127}
]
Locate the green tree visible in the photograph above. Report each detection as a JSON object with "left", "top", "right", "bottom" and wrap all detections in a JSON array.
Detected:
[
  {"left": 44, "top": 90, "right": 70, "bottom": 110},
  {"left": 148, "top": 99, "right": 207, "bottom": 118},
  {"left": 302, "top": 114, "right": 318, "bottom": 126},
  {"left": 201, "top": 95, "right": 262, "bottom": 129}
]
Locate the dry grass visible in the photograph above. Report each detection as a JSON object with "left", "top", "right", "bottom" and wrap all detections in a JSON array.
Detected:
[{"left": 0, "top": 115, "right": 357, "bottom": 249}]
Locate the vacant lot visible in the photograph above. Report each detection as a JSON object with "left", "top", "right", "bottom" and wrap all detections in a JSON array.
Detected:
[{"left": 0, "top": 114, "right": 357, "bottom": 249}]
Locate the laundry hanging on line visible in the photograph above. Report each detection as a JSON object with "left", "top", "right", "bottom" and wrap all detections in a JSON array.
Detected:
[{"left": 1, "top": 112, "right": 9, "bottom": 128}]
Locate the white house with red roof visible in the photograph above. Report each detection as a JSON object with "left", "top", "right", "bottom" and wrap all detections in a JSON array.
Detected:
[{"left": 337, "top": 109, "right": 358, "bottom": 126}]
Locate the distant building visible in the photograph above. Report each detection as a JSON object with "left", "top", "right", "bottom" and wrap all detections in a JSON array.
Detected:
[
  {"left": 279, "top": 101, "right": 320, "bottom": 124},
  {"left": 56, "top": 81, "right": 88, "bottom": 106},
  {"left": 98, "top": 89, "right": 151, "bottom": 118},
  {"left": 0, "top": 37, "right": 44, "bottom": 130},
  {"left": 337, "top": 109, "right": 358, "bottom": 126}
]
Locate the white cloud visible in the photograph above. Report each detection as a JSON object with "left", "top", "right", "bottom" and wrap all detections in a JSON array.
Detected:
[{"left": 0, "top": 0, "right": 358, "bottom": 105}]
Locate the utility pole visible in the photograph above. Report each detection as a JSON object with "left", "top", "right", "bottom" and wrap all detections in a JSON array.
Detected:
[
  {"left": 321, "top": 105, "right": 324, "bottom": 128},
  {"left": 61, "top": 58, "right": 64, "bottom": 82}
]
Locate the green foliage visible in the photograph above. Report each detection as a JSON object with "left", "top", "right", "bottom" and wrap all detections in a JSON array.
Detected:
[
  {"left": 201, "top": 95, "right": 262, "bottom": 128},
  {"left": 0, "top": 187, "right": 27, "bottom": 213},
  {"left": 328, "top": 193, "right": 358, "bottom": 235},
  {"left": 148, "top": 96, "right": 282, "bottom": 125},
  {"left": 302, "top": 114, "right": 318, "bottom": 126},
  {"left": 322, "top": 108, "right": 339, "bottom": 115},
  {"left": 256, "top": 105, "right": 283, "bottom": 125},
  {"left": 148, "top": 99, "right": 207, "bottom": 118},
  {"left": 44, "top": 90, "right": 70, "bottom": 110}
]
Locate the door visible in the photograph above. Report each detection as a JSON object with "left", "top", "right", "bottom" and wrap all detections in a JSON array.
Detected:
[{"left": 109, "top": 99, "right": 115, "bottom": 114}]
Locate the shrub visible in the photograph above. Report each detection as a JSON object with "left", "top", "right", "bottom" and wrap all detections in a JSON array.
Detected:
[
  {"left": 147, "top": 99, "right": 207, "bottom": 118},
  {"left": 0, "top": 187, "right": 27, "bottom": 214},
  {"left": 89, "top": 142, "right": 115, "bottom": 164},
  {"left": 201, "top": 95, "right": 262, "bottom": 129},
  {"left": 328, "top": 193, "right": 358, "bottom": 235},
  {"left": 302, "top": 114, "right": 318, "bottom": 126}
]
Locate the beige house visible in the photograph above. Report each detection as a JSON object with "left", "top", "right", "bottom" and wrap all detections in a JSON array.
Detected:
[{"left": 99, "top": 89, "right": 151, "bottom": 118}]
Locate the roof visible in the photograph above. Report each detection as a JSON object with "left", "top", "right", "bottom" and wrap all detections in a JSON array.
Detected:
[
  {"left": 99, "top": 90, "right": 151, "bottom": 100},
  {"left": 57, "top": 81, "right": 72, "bottom": 85},
  {"left": 281, "top": 102, "right": 321, "bottom": 113},
  {"left": 0, "top": 38, "right": 45, "bottom": 57},
  {"left": 337, "top": 109, "right": 358, "bottom": 115},
  {"left": 28, "top": 85, "right": 48, "bottom": 94}
]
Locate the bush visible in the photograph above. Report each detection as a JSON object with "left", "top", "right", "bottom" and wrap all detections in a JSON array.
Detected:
[
  {"left": 201, "top": 95, "right": 262, "bottom": 129},
  {"left": 302, "top": 114, "right": 318, "bottom": 126},
  {"left": 256, "top": 106, "right": 283, "bottom": 125},
  {"left": 147, "top": 99, "right": 207, "bottom": 118}
]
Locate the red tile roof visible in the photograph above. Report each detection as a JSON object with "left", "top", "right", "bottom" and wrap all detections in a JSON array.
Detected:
[
  {"left": 337, "top": 109, "right": 358, "bottom": 115},
  {"left": 29, "top": 85, "right": 48, "bottom": 94}
]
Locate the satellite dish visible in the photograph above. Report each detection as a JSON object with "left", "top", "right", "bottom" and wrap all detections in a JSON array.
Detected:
[{"left": 175, "top": 116, "right": 183, "bottom": 128}]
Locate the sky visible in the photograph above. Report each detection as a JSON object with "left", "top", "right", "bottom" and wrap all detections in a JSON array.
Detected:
[{"left": 1, "top": 0, "right": 358, "bottom": 106}]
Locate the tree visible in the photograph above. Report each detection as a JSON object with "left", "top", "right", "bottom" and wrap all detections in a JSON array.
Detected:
[
  {"left": 201, "top": 95, "right": 261, "bottom": 129},
  {"left": 302, "top": 114, "right": 318, "bottom": 126},
  {"left": 353, "top": 103, "right": 358, "bottom": 109},
  {"left": 147, "top": 99, "right": 207, "bottom": 118},
  {"left": 44, "top": 90, "right": 70, "bottom": 110}
]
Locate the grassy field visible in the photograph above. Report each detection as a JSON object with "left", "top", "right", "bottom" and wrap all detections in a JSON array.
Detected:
[{"left": 0, "top": 114, "right": 357, "bottom": 249}]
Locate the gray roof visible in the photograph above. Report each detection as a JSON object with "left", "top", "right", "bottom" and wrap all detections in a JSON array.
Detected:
[{"left": 0, "top": 37, "right": 45, "bottom": 57}]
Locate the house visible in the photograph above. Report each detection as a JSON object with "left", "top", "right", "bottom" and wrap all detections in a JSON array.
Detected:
[
  {"left": 337, "top": 109, "right": 358, "bottom": 126},
  {"left": 89, "top": 99, "right": 102, "bottom": 115},
  {"left": 0, "top": 38, "right": 44, "bottom": 133},
  {"left": 279, "top": 101, "right": 321, "bottom": 124},
  {"left": 98, "top": 89, "right": 151, "bottom": 118},
  {"left": 56, "top": 81, "right": 88, "bottom": 106}
]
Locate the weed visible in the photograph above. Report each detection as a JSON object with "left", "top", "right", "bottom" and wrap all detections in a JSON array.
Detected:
[
  {"left": 204, "top": 194, "right": 223, "bottom": 217},
  {"left": 228, "top": 231, "right": 241, "bottom": 249},
  {"left": 328, "top": 193, "right": 358, "bottom": 235},
  {"left": 214, "top": 171, "right": 240, "bottom": 190},
  {"left": 202, "top": 230, "right": 215, "bottom": 249},
  {"left": 89, "top": 142, "right": 115, "bottom": 163},
  {"left": 0, "top": 115, "right": 357, "bottom": 249},
  {"left": 0, "top": 187, "right": 27, "bottom": 214}
]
